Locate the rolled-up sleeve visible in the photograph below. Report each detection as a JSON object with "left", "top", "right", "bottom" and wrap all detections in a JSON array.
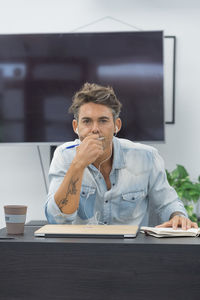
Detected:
[
  {"left": 45, "top": 146, "right": 78, "bottom": 224},
  {"left": 148, "top": 149, "right": 187, "bottom": 222}
]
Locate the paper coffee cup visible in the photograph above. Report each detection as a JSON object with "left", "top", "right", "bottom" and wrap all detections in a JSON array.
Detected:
[{"left": 4, "top": 205, "right": 27, "bottom": 235}]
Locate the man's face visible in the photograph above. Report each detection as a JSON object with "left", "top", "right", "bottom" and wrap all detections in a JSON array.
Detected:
[{"left": 73, "top": 102, "right": 119, "bottom": 150}]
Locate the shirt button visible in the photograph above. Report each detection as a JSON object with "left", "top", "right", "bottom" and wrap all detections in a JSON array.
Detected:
[
  {"left": 105, "top": 200, "right": 108, "bottom": 203},
  {"left": 104, "top": 221, "right": 107, "bottom": 224},
  {"left": 112, "top": 183, "right": 115, "bottom": 186}
]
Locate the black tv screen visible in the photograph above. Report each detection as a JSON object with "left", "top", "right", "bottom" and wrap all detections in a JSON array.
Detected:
[{"left": 0, "top": 31, "right": 164, "bottom": 143}]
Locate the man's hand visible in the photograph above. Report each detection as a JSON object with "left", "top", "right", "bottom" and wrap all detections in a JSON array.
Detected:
[
  {"left": 156, "top": 215, "right": 198, "bottom": 230},
  {"left": 74, "top": 134, "right": 104, "bottom": 168}
]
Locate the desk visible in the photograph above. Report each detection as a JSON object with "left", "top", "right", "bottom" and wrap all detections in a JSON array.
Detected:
[{"left": 0, "top": 223, "right": 200, "bottom": 300}]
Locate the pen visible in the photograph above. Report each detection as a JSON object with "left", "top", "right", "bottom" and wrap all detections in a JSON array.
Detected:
[
  {"left": 65, "top": 137, "right": 104, "bottom": 149},
  {"left": 66, "top": 144, "right": 79, "bottom": 149}
]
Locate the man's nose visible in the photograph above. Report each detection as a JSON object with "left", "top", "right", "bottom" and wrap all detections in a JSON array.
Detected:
[{"left": 91, "top": 122, "right": 100, "bottom": 134}]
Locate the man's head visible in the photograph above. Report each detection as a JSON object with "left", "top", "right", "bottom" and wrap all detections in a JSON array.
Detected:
[
  {"left": 69, "top": 82, "right": 122, "bottom": 121},
  {"left": 69, "top": 83, "right": 122, "bottom": 150}
]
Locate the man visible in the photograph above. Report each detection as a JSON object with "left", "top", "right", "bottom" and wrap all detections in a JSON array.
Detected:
[{"left": 45, "top": 83, "right": 197, "bottom": 230}]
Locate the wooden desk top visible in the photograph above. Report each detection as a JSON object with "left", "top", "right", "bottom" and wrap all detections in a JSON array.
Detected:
[{"left": 1, "top": 222, "right": 200, "bottom": 246}]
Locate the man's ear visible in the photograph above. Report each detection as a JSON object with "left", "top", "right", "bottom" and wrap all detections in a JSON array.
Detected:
[
  {"left": 72, "top": 119, "right": 78, "bottom": 135},
  {"left": 115, "top": 118, "right": 122, "bottom": 133}
]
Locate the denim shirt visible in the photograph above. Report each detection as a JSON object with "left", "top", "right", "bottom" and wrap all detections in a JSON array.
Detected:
[{"left": 45, "top": 137, "right": 187, "bottom": 226}]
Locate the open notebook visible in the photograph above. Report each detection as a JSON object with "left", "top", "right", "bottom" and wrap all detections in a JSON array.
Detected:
[
  {"left": 140, "top": 226, "right": 200, "bottom": 238},
  {"left": 34, "top": 224, "right": 139, "bottom": 239}
]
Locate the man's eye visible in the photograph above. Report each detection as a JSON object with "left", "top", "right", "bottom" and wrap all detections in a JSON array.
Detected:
[
  {"left": 100, "top": 119, "right": 108, "bottom": 123},
  {"left": 83, "top": 119, "right": 90, "bottom": 124}
]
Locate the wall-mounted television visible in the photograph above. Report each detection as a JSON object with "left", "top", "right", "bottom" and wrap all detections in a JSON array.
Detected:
[{"left": 0, "top": 31, "right": 164, "bottom": 143}]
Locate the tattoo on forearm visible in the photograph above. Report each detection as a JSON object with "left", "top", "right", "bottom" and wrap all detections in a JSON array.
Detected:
[{"left": 59, "top": 177, "right": 79, "bottom": 208}]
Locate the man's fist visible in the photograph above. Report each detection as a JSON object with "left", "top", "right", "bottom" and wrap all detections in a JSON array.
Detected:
[{"left": 75, "top": 134, "right": 104, "bottom": 167}]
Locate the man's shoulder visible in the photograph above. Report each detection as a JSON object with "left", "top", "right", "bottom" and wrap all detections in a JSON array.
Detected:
[
  {"left": 115, "top": 138, "right": 160, "bottom": 173},
  {"left": 117, "top": 138, "right": 157, "bottom": 154}
]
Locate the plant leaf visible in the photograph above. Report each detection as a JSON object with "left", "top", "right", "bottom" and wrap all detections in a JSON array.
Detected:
[
  {"left": 176, "top": 165, "right": 189, "bottom": 179},
  {"left": 166, "top": 165, "right": 200, "bottom": 221}
]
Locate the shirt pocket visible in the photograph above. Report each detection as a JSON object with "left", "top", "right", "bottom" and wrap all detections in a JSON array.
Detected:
[
  {"left": 78, "top": 185, "right": 96, "bottom": 220},
  {"left": 119, "top": 190, "right": 145, "bottom": 220}
]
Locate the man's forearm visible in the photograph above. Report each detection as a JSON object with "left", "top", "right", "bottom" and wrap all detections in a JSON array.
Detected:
[{"left": 54, "top": 161, "right": 85, "bottom": 214}]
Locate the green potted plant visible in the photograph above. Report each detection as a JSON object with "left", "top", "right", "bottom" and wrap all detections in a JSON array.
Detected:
[{"left": 166, "top": 165, "right": 200, "bottom": 226}]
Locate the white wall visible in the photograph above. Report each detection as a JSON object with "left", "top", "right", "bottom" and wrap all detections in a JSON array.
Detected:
[{"left": 1, "top": 0, "right": 200, "bottom": 228}]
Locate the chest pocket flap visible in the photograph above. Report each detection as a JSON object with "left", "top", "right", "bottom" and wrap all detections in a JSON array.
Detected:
[
  {"left": 122, "top": 190, "right": 145, "bottom": 202},
  {"left": 80, "top": 186, "right": 96, "bottom": 198},
  {"left": 119, "top": 190, "right": 145, "bottom": 220}
]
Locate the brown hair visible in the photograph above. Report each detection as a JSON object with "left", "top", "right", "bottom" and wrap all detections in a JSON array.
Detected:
[{"left": 68, "top": 82, "right": 122, "bottom": 120}]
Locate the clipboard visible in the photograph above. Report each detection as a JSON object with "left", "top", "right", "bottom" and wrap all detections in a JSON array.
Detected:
[{"left": 34, "top": 224, "right": 139, "bottom": 239}]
